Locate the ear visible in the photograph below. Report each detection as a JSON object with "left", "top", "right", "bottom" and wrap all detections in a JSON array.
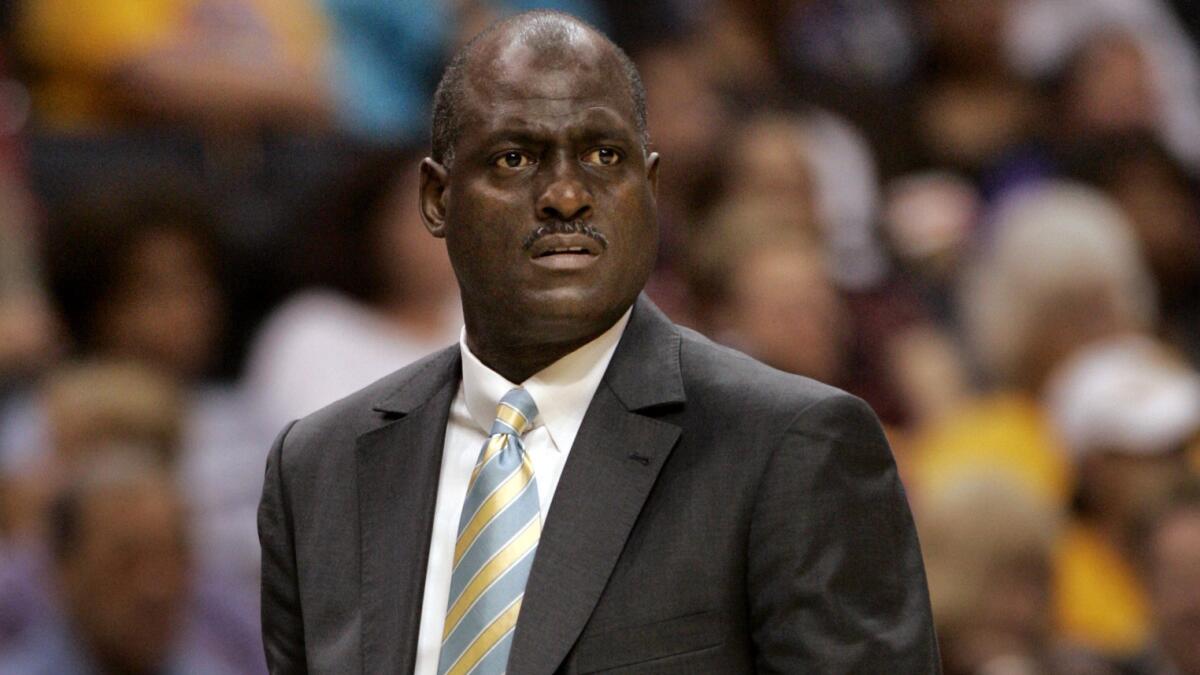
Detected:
[
  {"left": 419, "top": 157, "right": 450, "bottom": 238},
  {"left": 645, "top": 151, "right": 660, "bottom": 198}
]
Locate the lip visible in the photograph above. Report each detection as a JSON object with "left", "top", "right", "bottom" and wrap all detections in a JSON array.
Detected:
[{"left": 527, "top": 233, "right": 603, "bottom": 270}]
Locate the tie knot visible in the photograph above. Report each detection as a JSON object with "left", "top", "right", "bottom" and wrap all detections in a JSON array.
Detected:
[{"left": 491, "top": 387, "right": 538, "bottom": 437}]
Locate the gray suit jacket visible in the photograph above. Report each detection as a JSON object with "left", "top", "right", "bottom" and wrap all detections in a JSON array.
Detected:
[{"left": 259, "top": 297, "right": 940, "bottom": 673}]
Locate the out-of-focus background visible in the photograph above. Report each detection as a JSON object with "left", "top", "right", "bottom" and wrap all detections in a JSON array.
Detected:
[{"left": 0, "top": 0, "right": 1198, "bottom": 673}]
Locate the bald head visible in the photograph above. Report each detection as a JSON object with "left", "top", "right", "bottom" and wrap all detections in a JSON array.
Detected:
[{"left": 430, "top": 11, "right": 647, "bottom": 166}]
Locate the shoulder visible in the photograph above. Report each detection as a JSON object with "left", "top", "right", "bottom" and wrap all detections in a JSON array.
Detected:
[{"left": 673, "top": 324, "right": 869, "bottom": 430}]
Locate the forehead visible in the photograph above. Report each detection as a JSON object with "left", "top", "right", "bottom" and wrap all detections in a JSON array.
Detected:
[
  {"left": 81, "top": 486, "right": 181, "bottom": 537},
  {"left": 460, "top": 33, "right": 637, "bottom": 135}
]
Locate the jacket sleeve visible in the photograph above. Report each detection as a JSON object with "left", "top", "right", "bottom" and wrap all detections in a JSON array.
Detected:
[
  {"left": 747, "top": 393, "right": 941, "bottom": 673},
  {"left": 258, "top": 420, "right": 308, "bottom": 674}
]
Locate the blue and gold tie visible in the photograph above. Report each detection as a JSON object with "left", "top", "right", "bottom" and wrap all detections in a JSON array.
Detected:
[{"left": 438, "top": 388, "right": 540, "bottom": 675}]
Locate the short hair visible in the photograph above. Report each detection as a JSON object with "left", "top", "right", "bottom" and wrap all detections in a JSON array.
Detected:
[
  {"left": 430, "top": 10, "right": 648, "bottom": 166},
  {"left": 43, "top": 359, "right": 185, "bottom": 463}
]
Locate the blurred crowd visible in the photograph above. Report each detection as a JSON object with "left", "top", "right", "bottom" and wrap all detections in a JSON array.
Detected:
[{"left": 0, "top": 0, "right": 1199, "bottom": 673}]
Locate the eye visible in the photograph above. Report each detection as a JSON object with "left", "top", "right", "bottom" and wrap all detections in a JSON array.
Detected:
[
  {"left": 582, "top": 147, "right": 622, "bottom": 166},
  {"left": 492, "top": 150, "right": 535, "bottom": 169}
]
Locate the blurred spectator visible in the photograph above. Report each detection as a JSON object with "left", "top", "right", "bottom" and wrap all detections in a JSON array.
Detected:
[
  {"left": 0, "top": 49, "right": 58, "bottom": 389},
  {"left": 14, "top": 0, "right": 332, "bottom": 133},
  {"left": 964, "top": 183, "right": 1155, "bottom": 395},
  {"left": 0, "top": 163, "right": 57, "bottom": 389},
  {"left": 1064, "top": 134, "right": 1200, "bottom": 369},
  {"left": 883, "top": 171, "right": 980, "bottom": 325},
  {"left": 1054, "top": 31, "right": 1159, "bottom": 148},
  {"left": 717, "top": 114, "right": 822, "bottom": 242},
  {"left": 698, "top": 110, "right": 963, "bottom": 427},
  {"left": 5, "top": 178, "right": 267, "bottom": 588},
  {"left": 1045, "top": 335, "right": 1200, "bottom": 658},
  {"left": 0, "top": 451, "right": 239, "bottom": 675},
  {"left": 242, "top": 149, "right": 460, "bottom": 439},
  {"left": 721, "top": 109, "right": 889, "bottom": 289},
  {"left": 0, "top": 363, "right": 264, "bottom": 672},
  {"left": 0, "top": 1, "right": 1195, "bottom": 671},
  {"left": 699, "top": 230, "right": 847, "bottom": 385},
  {"left": 0, "top": 360, "right": 183, "bottom": 542},
  {"left": 918, "top": 477, "right": 1115, "bottom": 675},
  {"left": 1009, "top": 0, "right": 1200, "bottom": 171},
  {"left": 768, "top": 0, "right": 926, "bottom": 179},
  {"left": 43, "top": 179, "right": 226, "bottom": 380},
  {"left": 0, "top": 360, "right": 181, "bottom": 653},
  {"left": 914, "top": 183, "right": 1156, "bottom": 510},
  {"left": 1125, "top": 481, "right": 1200, "bottom": 675},
  {"left": 907, "top": 0, "right": 1044, "bottom": 183}
]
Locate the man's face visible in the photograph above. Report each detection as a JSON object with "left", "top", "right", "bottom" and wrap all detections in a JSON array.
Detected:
[
  {"left": 60, "top": 484, "right": 190, "bottom": 672},
  {"left": 424, "top": 31, "right": 659, "bottom": 349},
  {"left": 98, "top": 227, "right": 223, "bottom": 379}
]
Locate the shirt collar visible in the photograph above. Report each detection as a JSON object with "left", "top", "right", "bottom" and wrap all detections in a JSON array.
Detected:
[{"left": 459, "top": 308, "right": 632, "bottom": 453}]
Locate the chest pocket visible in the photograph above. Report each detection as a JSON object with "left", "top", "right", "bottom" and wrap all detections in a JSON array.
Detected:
[{"left": 573, "top": 610, "right": 724, "bottom": 673}]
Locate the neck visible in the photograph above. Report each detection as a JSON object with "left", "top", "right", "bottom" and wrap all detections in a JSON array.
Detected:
[
  {"left": 461, "top": 299, "right": 633, "bottom": 383},
  {"left": 466, "top": 330, "right": 601, "bottom": 384}
]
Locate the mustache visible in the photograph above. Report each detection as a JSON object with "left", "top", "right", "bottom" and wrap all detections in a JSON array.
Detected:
[{"left": 521, "top": 220, "right": 609, "bottom": 251}]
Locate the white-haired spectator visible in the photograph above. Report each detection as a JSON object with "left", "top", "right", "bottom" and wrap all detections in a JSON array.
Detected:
[
  {"left": 911, "top": 182, "right": 1159, "bottom": 598},
  {"left": 963, "top": 182, "right": 1157, "bottom": 391}
]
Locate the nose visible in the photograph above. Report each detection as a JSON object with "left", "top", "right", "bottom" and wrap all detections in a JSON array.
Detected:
[{"left": 536, "top": 158, "right": 593, "bottom": 222}]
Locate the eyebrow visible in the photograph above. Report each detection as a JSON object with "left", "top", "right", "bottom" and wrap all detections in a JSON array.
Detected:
[
  {"left": 479, "top": 128, "right": 547, "bottom": 149},
  {"left": 479, "top": 118, "right": 636, "bottom": 151}
]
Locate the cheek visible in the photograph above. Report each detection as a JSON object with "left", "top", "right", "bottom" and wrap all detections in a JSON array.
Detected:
[
  {"left": 445, "top": 186, "right": 526, "bottom": 261},
  {"left": 605, "top": 183, "right": 658, "bottom": 250}
]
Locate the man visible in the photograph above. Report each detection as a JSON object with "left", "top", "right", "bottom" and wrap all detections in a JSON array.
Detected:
[
  {"left": 259, "top": 10, "right": 938, "bottom": 674},
  {"left": 1, "top": 451, "right": 239, "bottom": 675}
]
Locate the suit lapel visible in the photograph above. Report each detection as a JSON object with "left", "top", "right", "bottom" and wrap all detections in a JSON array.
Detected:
[
  {"left": 508, "top": 297, "right": 687, "bottom": 674},
  {"left": 357, "top": 348, "right": 461, "bottom": 674}
]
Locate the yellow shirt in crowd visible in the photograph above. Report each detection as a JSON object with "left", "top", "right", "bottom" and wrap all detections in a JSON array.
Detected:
[
  {"left": 1054, "top": 523, "right": 1149, "bottom": 657},
  {"left": 911, "top": 393, "right": 1074, "bottom": 509},
  {"left": 17, "top": 0, "right": 328, "bottom": 128},
  {"left": 912, "top": 392, "right": 1150, "bottom": 657}
]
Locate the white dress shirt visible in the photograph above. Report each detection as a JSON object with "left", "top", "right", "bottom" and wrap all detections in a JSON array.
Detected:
[{"left": 414, "top": 310, "right": 631, "bottom": 675}]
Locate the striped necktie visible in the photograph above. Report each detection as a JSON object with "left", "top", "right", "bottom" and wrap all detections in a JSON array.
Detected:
[{"left": 438, "top": 387, "right": 540, "bottom": 675}]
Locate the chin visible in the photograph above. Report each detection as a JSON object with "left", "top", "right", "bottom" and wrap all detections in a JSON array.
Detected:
[{"left": 519, "top": 287, "right": 631, "bottom": 338}]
